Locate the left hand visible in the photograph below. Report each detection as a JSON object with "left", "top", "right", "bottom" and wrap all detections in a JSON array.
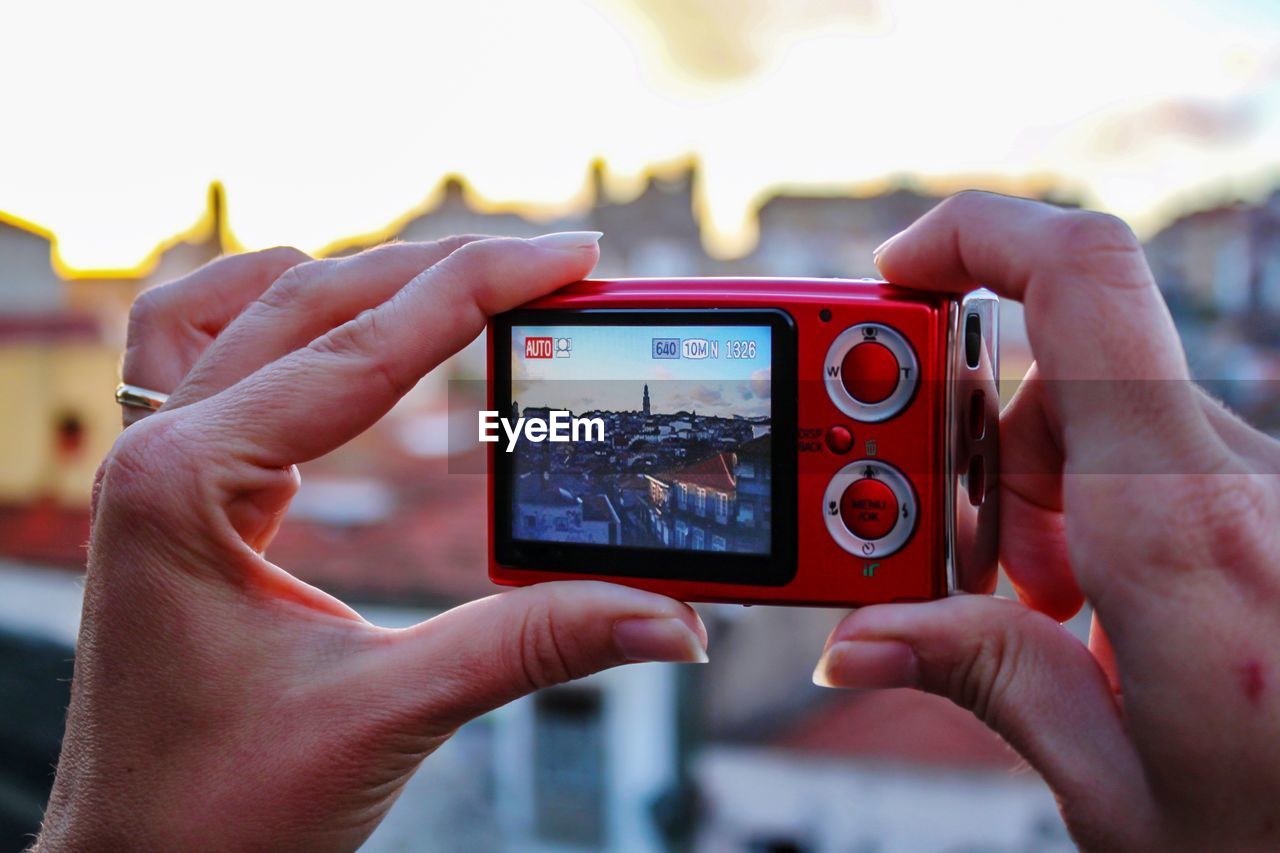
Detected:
[{"left": 38, "top": 234, "right": 708, "bottom": 851}]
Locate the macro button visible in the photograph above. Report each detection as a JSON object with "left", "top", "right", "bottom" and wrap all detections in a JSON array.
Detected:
[
  {"left": 841, "top": 341, "right": 899, "bottom": 404},
  {"left": 840, "top": 477, "right": 898, "bottom": 540},
  {"left": 825, "top": 425, "right": 854, "bottom": 454}
]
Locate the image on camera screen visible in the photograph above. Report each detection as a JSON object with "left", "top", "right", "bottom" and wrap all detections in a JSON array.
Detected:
[{"left": 509, "top": 323, "right": 773, "bottom": 555}]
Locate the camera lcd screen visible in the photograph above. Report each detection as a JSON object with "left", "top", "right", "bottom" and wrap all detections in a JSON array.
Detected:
[{"left": 492, "top": 309, "right": 797, "bottom": 586}]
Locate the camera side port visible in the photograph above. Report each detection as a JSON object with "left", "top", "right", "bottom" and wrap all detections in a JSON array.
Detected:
[{"left": 965, "top": 313, "right": 982, "bottom": 368}]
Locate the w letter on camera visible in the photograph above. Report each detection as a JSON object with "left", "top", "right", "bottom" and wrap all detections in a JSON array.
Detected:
[{"left": 479, "top": 410, "right": 606, "bottom": 452}]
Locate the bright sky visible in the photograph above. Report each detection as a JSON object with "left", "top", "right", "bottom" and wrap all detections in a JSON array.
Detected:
[{"left": 2, "top": 0, "right": 1278, "bottom": 271}]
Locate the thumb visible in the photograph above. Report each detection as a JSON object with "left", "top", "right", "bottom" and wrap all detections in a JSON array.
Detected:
[
  {"left": 814, "top": 596, "right": 1155, "bottom": 850},
  {"left": 371, "top": 581, "right": 707, "bottom": 732}
]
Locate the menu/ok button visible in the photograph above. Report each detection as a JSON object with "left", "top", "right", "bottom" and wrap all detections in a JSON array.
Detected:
[{"left": 840, "top": 477, "right": 898, "bottom": 540}]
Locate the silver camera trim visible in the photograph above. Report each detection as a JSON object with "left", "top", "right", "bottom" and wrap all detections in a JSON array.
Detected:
[{"left": 944, "top": 289, "right": 1001, "bottom": 595}]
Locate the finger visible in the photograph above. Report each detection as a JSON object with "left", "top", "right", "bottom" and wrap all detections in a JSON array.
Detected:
[
  {"left": 875, "top": 191, "right": 1220, "bottom": 476},
  {"left": 1194, "top": 384, "right": 1280, "bottom": 473},
  {"left": 194, "top": 232, "right": 601, "bottom": 470},
  {"left": 120, "top": 247, "right": 310, "bottom": 426},
  {"left": 1089, "top": 614, "right": 1122, "bottom": 696},
  {"left": 999, "top": 364, "right": 1083, "bottom": 620},
  {"left": 166, "top": 237, "right": 489, "bottom": 410},
  {"left": 373, "top": 581, "right": 707, "bottom": 733},
  {"left": 1000, "top": 363, "right": 1061, "bottom": 510},
  {"left": 1002, "top": 489, "right": 1081, "bottom": 621},
  {"left": 814, "top": 597, "right": 1156, "bottom": 849}
]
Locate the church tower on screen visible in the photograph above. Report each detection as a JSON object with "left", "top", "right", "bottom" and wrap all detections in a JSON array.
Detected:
[{"left": 643, "top": 384, "right": 651, "bottom": 417}]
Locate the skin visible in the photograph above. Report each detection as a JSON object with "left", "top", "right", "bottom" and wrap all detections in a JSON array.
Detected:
[
  {"left": 814, "top": 192, "right": 1280, "bottom": 850},
  {"left": 35, "top": 195, "right": 1280, "bottom": 850},
  {"left": 36, "top": 233, "right": 709, "bottom": 852}
]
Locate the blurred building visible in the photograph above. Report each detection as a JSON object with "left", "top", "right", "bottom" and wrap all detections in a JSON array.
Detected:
[
  {"left": 746, "top": 186, "right": 940, "bottom": 279},
  {"left": 587, "top": 162, "right": 709, "bottom": 278},
  {"left": 0, "top": 184, "right": 238, "bottom": 511},
  {"left": 0, "top": 215, "right": 120, "bottom": 509},
  {"left": 2, "top": 169, "right": 1278, "bottom": 850},
  {"left": 1146, "top": 190, "right": 1280, "bottom": 330},
  {"left": 332, "top": 162, "right": 710, "bottom": 280},
  {"left": 1145, "top": 191, "right": 1280, "bottom": 428}
]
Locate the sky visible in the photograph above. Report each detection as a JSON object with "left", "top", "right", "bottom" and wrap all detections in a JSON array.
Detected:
[
  {"left": 511, "top": 323, "right": 772, "bottom": 417},
  {"left": 2, "top": 0, "right": 1279, "bottom": 271}
]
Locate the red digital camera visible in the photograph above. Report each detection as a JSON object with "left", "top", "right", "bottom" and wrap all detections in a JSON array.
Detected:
[{"left": 487, "top": 278, "right": 998, "bottom": 607}]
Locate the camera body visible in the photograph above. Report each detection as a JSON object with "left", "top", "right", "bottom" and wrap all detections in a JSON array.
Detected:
[{"left": 487, "top": 278, "right": 998, "bottom": 607}]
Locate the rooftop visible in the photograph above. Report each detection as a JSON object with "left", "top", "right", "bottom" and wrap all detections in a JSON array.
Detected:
[
  {"left": 654, "top": 452, "right": 737, "bottom": 493},
  {"left": 580, "top": 494, "right": 620, "bottom": 524}
]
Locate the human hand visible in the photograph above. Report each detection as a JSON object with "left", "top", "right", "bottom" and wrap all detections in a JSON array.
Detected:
[
  {"left": 814, "top": 193, "right": 1280, "bottom": 850},
  {"left": 38, "top": 234, "right": 708, "bottom": 851}
]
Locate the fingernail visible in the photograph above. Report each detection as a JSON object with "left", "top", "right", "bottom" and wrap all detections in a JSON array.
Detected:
[
  {"left": 813, "top": 640, "right": 918, "bottom": 689},
  {"left": 614, "top": 617, "right": 709, "bottom": 664},
  {"left": 529, "top": 230, "right": 603, "bottom": 251},
  {"left": 872, "top": 232, "right": 901, "bottom": 266}
]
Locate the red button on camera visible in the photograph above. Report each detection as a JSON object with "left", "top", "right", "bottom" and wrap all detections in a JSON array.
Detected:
[
  {"left": 825, "top": 425, "right": 854, "bottom": 454},
  {"left": 841, "top": 341, "right": 900, "bottom": 404},
  {"left": 840, "top": 477, "right": 898, "bottom": 541}
]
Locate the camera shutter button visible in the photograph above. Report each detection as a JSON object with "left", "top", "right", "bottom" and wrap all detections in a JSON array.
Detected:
[
  {"left": 841, "top": 341, "right": 900, "bottom": 404},
  {"left": 840, "top": 477, "right": 899, "bottom": 540}
]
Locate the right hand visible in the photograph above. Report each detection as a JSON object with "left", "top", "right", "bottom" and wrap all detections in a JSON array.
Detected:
[{"left": 814, "top": 192, "right": 1280, "bottom": 850}]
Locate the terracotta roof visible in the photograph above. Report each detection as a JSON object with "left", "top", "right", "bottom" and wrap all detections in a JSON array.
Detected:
[
  {"left": 0, "top": 313, "right": 99, "bottom": 343},
  {"left": 0, "top": 429, "right": 497, "bottom": 608},
  {"left": 0, "top": 502, "right": 90, "bottom": 566},
  {"left": 655, "top": 452, "right": 736, "bottom": 492},
  {"left": 269, "top": 433, "right": 496, "bottom": 605},
  {"left": 773, "top": 689, "right": 1021, "bottom": 770}
]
